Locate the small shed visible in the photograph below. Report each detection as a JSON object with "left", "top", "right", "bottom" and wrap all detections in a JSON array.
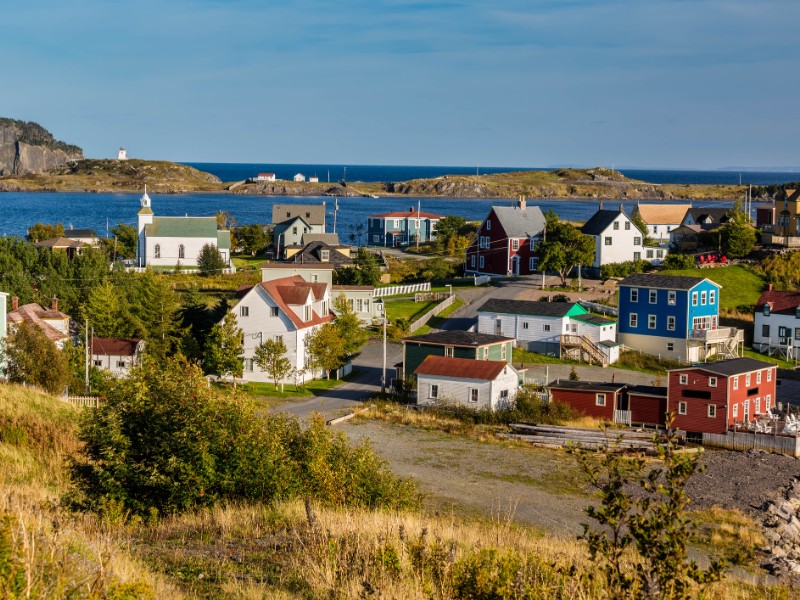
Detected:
[
  {"left": 547, "top": 380, "right": 627, "bottom": 422},
  {"left": 294, "top": 173, "right": 306, "bottom": 182},
  {"left": 415, "top": 356, "right": 520, "bottom": 411},
  {"left": 627, "top": 385, "right": 668, "bottom": 427}
]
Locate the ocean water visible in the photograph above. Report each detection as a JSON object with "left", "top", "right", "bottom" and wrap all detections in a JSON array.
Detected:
[
  {"left": 184, "top": 162, "right": 800, "bottom": 186},
  {"left": 0, "top": 191, "right": 733, "bottom": 240}
]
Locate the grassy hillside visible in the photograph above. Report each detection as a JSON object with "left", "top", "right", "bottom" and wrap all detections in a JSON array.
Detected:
[
  {"left": 0, "top": 158, "right": 225, "bottom": 193},
  {"left": 660, "top": 265, "right": 767, "bottom": 312}
]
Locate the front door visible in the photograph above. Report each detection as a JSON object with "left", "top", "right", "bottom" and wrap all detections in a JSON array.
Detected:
[{"left": 512, "top": 254, "right": 520, "bottom": 276}]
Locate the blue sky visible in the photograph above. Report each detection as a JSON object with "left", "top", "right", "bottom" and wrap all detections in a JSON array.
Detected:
[{"left": 2, "top": 0, "right": 798, "bottom": 169}]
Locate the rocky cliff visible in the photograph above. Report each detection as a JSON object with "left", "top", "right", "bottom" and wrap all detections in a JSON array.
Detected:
[{"left": 0, "top": 118, "right": 83, "bottom": 176}]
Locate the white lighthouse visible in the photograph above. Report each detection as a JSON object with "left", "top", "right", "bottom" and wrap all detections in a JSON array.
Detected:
[{"left": 118, "top": 147, "right": 128, "bottom": 160}]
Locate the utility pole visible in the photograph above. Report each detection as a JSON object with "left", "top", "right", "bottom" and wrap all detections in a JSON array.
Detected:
[
  {"left": 84, "top": 319, "right": 89, "bottom": 394},
  {"left": 541, "top": 224, "right": 546, "bottom": 290},
  {"left": 416, "top": 199, "right": 421, "bottom": 250},
  {"left": 381, "top": 316, "right": 387, "bottom": 395},
  {"left": 333, "top": 198, "right": 338, "bottom": 234}
]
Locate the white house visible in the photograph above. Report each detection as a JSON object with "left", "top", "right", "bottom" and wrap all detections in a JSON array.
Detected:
[
  {"left": 631, "top": 204, "right": 690, "bottom": 243},
  {"left": 581, "top": 206, "right": 666, "bottom": 272},
  {"left": 135, "top": 188, "right": 232, "bottom": 269},
  {"left": 415, "top": 356, "right": 521, "bottom": 411},
  {"left": 256, "top": 172, "right": 276, "bottom": 182},
  {"left": 261, "top": 263, "right": 336, "bottom": 285},
  {"left": 6, "top": 296, "right": 72, "bottom": 349},
  {"left": 293, "top": 173, "right": 306, "bottom": 182},
  {"left": 309, "top": 176, "right": 319, "bottom": 183},
  {"left": 331, "top": 285, "right": 384, "bottom": 324},
  {"left": 477, "top": 299, "right": 618, "bottom": 365},
  {"left": 273, "top": 216, "right": 323, "bottom": 256},
  {"left": 91, "top": 337, "right": 144, "bottom": 378},
  {"left": 754, "top": 287, "right": 800, "bottom": 358},
  {"left": 232, "top": 275, "right": 334, "bottom": 383}
]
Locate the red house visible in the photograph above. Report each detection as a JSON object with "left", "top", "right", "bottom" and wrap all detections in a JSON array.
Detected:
[
  {"left": 667, "top": 358, "right": 777, "bottom": 435},
  {"left": 548, "top": 380, "right": 627, "bottom": 422},
  {"left": 627, "top": 385, "right": 668, "bottom": 427},
  {"left": 465, "top": 198, "right": 546, "bottom": 277}
]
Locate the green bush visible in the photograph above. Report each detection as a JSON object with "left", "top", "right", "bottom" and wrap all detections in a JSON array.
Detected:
[
  {"left": 599, "top": 259, "right": 650, "bottom": 279},
  {"left": 70, "top": 358, "right": 419, "bottom": 516},
  {"left": 661, "top": 253, "right": 696, "bottom": 270}
]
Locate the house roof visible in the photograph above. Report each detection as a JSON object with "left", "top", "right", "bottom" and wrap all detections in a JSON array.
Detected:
[
  {"left": 619, "top": 273, "right": 718, "bottom": 290},
  {"left": 301, "top": 233, "right": 341, "bottom": 246},
  {"left": 755, "top": 289, "right": 800, "bottom": 314},
  {"left": 289, "top": 241, "right": 353, "bottom": 266},
  {"left": 272, "top": 203, "right": 326, "bottom": 226},
  {"left": 404, "top": 330, "right": 514, "bottom": 347},
  {"left": 257, "top": 275, "right": 333, "bottom": 329},
  {"left": 581, "top": 209, "right": 638, "bottom": 236},
  {"left": 627, "top": 385, "right": 668, "bottom": 398},
  {"left": 670, "top": 358, "right": 774, "bottom": 377},
  {"left": 7, "top": 303, "right": 71, "bottom": 342},
  {"left": 634, "top": 204, "right": 690, "bottom": 225},
  {"left": 260, "top": 262, "right": 336, "bottom": 270},
  {"left": 491, "top": 204, "right": 546, "bottom": 238},
  {"left": 478, "top": 299, "right": 585, "bottom": 318},
  {"left": 370, "top": 209, "right": 443, "bottom": 219},
  {"left": 572, "top": 314, "right": 617, "bottom": 326},
  {"left": 33, "top": 237, "right": 88, "bottom": 249},
  {"left": 64, "top": 229, "right": 98, "bottom": 238},
  {"left": 145, "top": 216, "right": 221, "bottom": 238},
  {"left": 684, "top": 207, "right": 732, "bottom": 224},
  {"left": 414, "top": 356, "right": 511, "bottom": 380},
  {"left": 92, "top": 337, "right": 142, "bottom": 357},
  {"left": 548, "top": 380, "right": 626, "bottom": 393}
]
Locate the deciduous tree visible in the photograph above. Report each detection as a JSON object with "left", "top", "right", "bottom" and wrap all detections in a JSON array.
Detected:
[
  {"left": 26, "top": 222, "right": 65, "bottom": 242},
  {"left": 254, "top": 337, "right": 292, "bottom": 389},
  {"left": 332, "top": 294, "right": 367, "bottom": 361},
  {"left": 537, "top": 215, "right": 595, "bottom": 286},
  {"left": 306, "top": 323, "right": 346, "bottom": 379},
  {"left": 5, "top": 322, "right": 69, "bottom": 395}
]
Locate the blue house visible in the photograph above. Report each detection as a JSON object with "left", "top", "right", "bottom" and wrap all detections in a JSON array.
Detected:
[
  {"left": 367, "top": 208, "right": 443, "bottom": 247},
  {"left": 618, "top": 274, "right": 742, "bottom": 362}
]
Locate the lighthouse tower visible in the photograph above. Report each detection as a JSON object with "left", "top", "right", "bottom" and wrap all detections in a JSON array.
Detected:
[
  {"left": 136, "top": 186, "right": 154, "bottom": 267},
  {"left": 118, "top": 147, "right": 128, "bottom": 160}
]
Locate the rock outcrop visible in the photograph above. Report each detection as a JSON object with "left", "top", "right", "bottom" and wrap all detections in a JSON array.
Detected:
[
  {"left": 761, "top": 477, "right": 800, "bottom": 579},
  {"left": 0, "top": 118, "right": 83, "bottom": 176}
]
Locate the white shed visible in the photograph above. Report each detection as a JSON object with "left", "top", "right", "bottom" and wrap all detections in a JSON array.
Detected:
[{"left": 415, "top": 356, "right": 520, "bottom": 411}]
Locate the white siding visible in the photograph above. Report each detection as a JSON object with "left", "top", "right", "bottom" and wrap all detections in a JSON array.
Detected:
[
  {"left": 572, "top": 320, "right": 617, "bottom": 345},
  {"left": 754, "top": 311, "right": 800, "bottom": 352},
  {"left": 416, "top": 366, "right": 519, "bottom": 411},
  {"left": 477, "top": 312, "right": 565, "bottom": 345},
  {"left": 144, "top": 236, "right": 224, "bottom": 268}
]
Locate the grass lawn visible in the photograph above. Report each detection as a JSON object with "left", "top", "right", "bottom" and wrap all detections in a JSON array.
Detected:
[
  {"left": 742, "top": 346, "right": 798, "bottom": 370},
  {"left": 412, "top": 298, "right": 465, "bottom": 335},
  {"left": 384, "top": 299, "right": 440, "bottom": 322},
  {"left": 231, "top": 255, "right": 269, "bottom": 271},
  {"left": 238, "top": 376, "right": 347, "bottom": 403},
  {"left": 660, "top": 265, "right": 767, "bottom": 312},
  {"left": 512, "top": 347, "right": 578, "bottom": 366}
]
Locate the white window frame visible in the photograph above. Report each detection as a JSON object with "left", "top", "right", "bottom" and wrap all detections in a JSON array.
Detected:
[
  {"left": 629, "top": 313, "right": 638, "bottom": 328},
  {"left": 479, "top": 256, "right": 484, "bottom": 268},
  {"left": 709, "top": 376, "right": 717, "bottom": 387},
  {"left": 732, "top": 376, "right": 738, "bottom": 390},
  {"left": 766, "top": 394, "right": 772, "bottom": 411},
  {"left": 470, "top": 255, "right": 476, "bottom": 267},
  {"left": 692, "top": 292, "right": 698, "bottom": 306},
  {"left": 709, "top": 290, "right": 716, "bottom": 305},
  {"left": 755, "top": 397, "right": 761, "bottom": 414},
  {"left": 270, "top": 306, "right": 279, "bottom": 317},
  {"left": 757, "top": 371, "right": 762, "bottom": 384},
  {"left": 501, "top": 344, "right": 507, "bottom": 360},
  {"left": 304, "top": 305, "right": 312, "bottom": 321},
  {"left": 596, "top": 393, "right": 606, "bottom": 407},
  {"left": 733, "top": 404, "right": 739, "bottom": 418},
  {"left": 649, "top": 290, "right": 657, "bottom": 304},
  {"left": 468, "top": 388, "right": 479, "bottom": 403},
  {"left": 667, "top": 316, "right": 675, "bottom": 331},
  {"left": 511, "top": 238, "right": 519, "bottom": 250},
  {"left": 678, "top": 401, "right": 687, "bottom": 415},
  {"left": 444, "top": 346, "right": 454, "bottom": 358},
  {"left": 625, "top": 221, "right": 631, "bottom": 230},
  {"left": 648, "top": 314, "right": 656, "bottom": 329},
  {"left": 679, "top": 374, "right": 688, "bottom": 385},
  {"left": 701, "top": 291, "right": 707, "bottom": 305},
  {"left": 529, "top": 257, "right": 537, "bottom": 271},
  {"left": 745, "top": 373, "right": 751, "bottom": 386},
  {"left": 486, "top": 220, "right": 491, "bottom": 231},
  {"left": 668, "top": 291, "right": 676, "bottom": 305},
  {"left": 543, "top": 324, "right": 551, "bottom": 332},
  {"left": 707, "top": 404, "right": 716, "bottom": 418},
  {"left": 630, "top": 288, "right": 638, "bottom": 303},
  {"left": 429, "top": 384, "right": 439, "bottom": 399},
  {"left": 767, "top": 369, "right": 772, "bottom": 382},
  {"left": 320, "top": 249, "right": 330, "bottom": 262},
  {"left": 667, "top": 342, "right": 674, "bottom": 352},
  {"left": 240, "top": 306, "right": 249, "bottom": 317}
]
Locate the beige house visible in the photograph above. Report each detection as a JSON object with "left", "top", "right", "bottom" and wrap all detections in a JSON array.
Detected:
[
  {"left": 7, "top": 297, "right": 72, "bottom": 348},
  {"left": 631, "top": 204, "right": 690, "bottom": 243}
]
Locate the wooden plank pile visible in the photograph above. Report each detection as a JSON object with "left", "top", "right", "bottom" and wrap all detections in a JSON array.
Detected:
[{"left": 501, "top": 423, "right": 661, "bottom": 452}]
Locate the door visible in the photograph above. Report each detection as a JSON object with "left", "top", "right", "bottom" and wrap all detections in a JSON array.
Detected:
[{"left": 512, "top": 254, "right": 520, "bottom": 276}]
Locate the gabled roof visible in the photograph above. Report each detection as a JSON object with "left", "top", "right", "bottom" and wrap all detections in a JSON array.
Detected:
[
  {"left": 581, "top": 209, "right": 638, "bottom": 236},
  {"left": 491, "top": 204, "right": 546, "bottom": 238},
  {"left": 273, "top": 215, "right": 313, "bottom": 231},
  {"left": 478, "top": 299, "right": 585, "bottom": 318},
  {"left": 404, "top": 330, "right": 514, "bottom": 347},
  {"left": 33, "top": 237, "right": 88, "bottom": 249},
  {"left": 619, "top": 273, "right": 718, "bottom": 291},
  {"left": 669, "top": 358, "right": 774, "bottom": 377},
  {"left": 289, "top": 241, "right": 353, "bottom": 266},
  {"left": 92, "top": 337, "right": 142, "bottom": 357},
  {"left": 684, "top": 207, "right": 732, "bottom": 225},
  {"left": 7, "top": 303, "right": 71, "bottom": 342},
  {"left": 755, "top": 289, "right": 800, "bottom": 315},
  {"left": 548, "top": 380, "right": 626, "bottom": 393},
  {"left": 572, "top": 314, "right": 616, "bottom": 326},
  {"left": 64, "top": 229, "right": 98, "bottom": 238},
  {"left": 301, "top": 233, "right": 341, "bottom": 246},
  {"left": 272, "top": 203, "right": 326, "bottom": 226},
  {"left": 145, "top": 216, "right": 220, "bottom": 238},
  {"left": 256, "top": 275, "right": 333, "bottom": 329},
  {"left": 634, "top": 204, "right": 690, "bottom": 225},
  {"left": 370, "top": 208, "right": 442, "bottom": 219},
  {"left": 627, "top": 385, "right": 668, "bottom": 398},
  {"left": 414, "top": 356, "right": 512, "bottom": 380}
]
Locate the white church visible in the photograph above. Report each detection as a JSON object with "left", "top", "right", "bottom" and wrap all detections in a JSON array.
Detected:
[{"left": 135, "top": 188, "right": 233, "bottom": 269}]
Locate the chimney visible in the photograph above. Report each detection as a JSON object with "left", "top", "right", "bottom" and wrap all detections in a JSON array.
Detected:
[
  {"left": 599, "top": 201, "right": 604, "bottom": 210},
  {"left": 768, "top": 283, "right": 773, "bottom": 292},
  {"left": 11, "top": 296, "right": 18, "bottom": 311},
  {"left": 51, "top": 297, "right": 58, "bottom": 312},
  {"left": 517, "top": 195, "right": 526, "bottom": 209}
]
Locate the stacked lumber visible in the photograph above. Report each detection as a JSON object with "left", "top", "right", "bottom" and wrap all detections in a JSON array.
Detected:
[{"left": 500, "top": 423, "right": 660, "bottom": 452}]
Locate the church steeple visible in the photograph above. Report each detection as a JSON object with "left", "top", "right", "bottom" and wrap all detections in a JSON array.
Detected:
[{"left": 138, "top": 185, "right": 153, "bottom": 215}]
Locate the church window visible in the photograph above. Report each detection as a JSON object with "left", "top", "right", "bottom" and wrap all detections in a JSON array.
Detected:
[
  {"left": 178, "top": 244, "right": 185, "bottom": 259},
  {"left": 154, "top": 244, "right": 161, "bottom": 259}
]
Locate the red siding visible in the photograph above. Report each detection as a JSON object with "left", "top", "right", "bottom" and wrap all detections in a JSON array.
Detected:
[
  {"left": 465, "top": 209, "right": 538, "bottom": 276},
  {"left": 629, "top": 393, "right": 667, "bottom": 427},
  {"left": 550, "top": 388, "right": 617, "bottom": 420},
  {"left": 726, "top": 367, "right": 777, "bottom": 427}
]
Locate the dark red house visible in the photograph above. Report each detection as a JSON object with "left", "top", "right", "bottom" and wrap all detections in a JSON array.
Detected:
[
  {"left": 667, "top": 358, "right": 777, "bottom": 435},
  {"left": 465, "top": 198, "right": 546, "bottom": 277},
  {"left": 548, "top": 380, "right": 627, "bottom": 422}
]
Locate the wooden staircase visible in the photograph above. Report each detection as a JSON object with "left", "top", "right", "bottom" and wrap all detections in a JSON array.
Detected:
[{"left": 560, "top": 334, "right": 607, "bottom": 366}]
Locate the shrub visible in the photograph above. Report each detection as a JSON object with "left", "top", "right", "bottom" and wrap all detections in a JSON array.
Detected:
[
  {"left": 197, "top": 243, "right": 226, "bottom": 275},
  {"left": 661, "top": 253, "right": 696, "bottom": 270},
  {"left": 600, "top": 259, "right": 650, "bottom": 279}
]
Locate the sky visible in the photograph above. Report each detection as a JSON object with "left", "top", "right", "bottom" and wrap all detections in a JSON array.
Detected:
[{"left": 2, "top": 0, "right": 799, "bottom": 169}]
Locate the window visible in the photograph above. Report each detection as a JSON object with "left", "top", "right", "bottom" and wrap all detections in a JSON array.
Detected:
[
  {"left": 667, "top": 316, "right": 675, "bottom": 331},
  {"left": 646, "top": 249, "right": 654, "bottom": 259},
  {"left": 657, "top": 250, "right": 664, "bottom": 258},
  {"left": 613, "top": 221, "right": 619, "bottom": 230},
  {"left": 522, "top": 322, "right": 529, "bottom": 330},
  {"left": 668, "top": 291, "right": 676, "bottom": 305},
  {"left": 709, "top": 290, "right": 716, "bottom": 305},
  {"left": 649, "top": 290, "right": 657, "bottom": 304},
  {"left": 240, "top": 306, "right": 249, "bottom": 317},
  {"left": 755, "top": 398, "right": 761, "bottom": 414},
  {"left": 270, "top": 306, "right": 279, "bottom": 317},
  {"left": 373, "top": 234, "right": 380, "bottom": 243},
  {"left": 757, "top": 371, "right": 762, "bottom": 384},
  {"left": 763, "top": 304, "right": 771, "bottom": 316},
  {"left": 745, "top": 373, "right": 751, "bottom": 386},
  {"left": 604, "top": 237, "right": 612, "bottom": 246},
  {"left": 501, "top": 344, "right": 507, "bottom": 360},
  {"left": 762, "top": 324, "right": 770, "bottom": 338},
  {"left": 486, "top": 220, "right": 491, "bottom": 230},
  {"left": 178, "top": 244, "right": 185, "bottom": 259},
  {"left": 667, "top": 342, "right": 674, "bottom": 352},
  {"left": 479, "top": 256, "right": 484, "bottom": 268},
  {"left": 529, "top": 257, "right": 537, "bottom": 271},
  {"left": 709, "top": 377, "right": 717, "bottom": 387},
  {"left": 701, "top": 291, "right": 707, "bottom": 305},
  {"left": 625, "top": 221, "right": 631, "bottom": 230},
  {"left": 511, "top": 239, "right": 519, "bottom": 250},
  {"left": 733, "top": 404, "right": 738, "bottom": 418},
  {"left": 733, "top": 376, "right": 738, "bottom": 390},
  {"left": 292, "top": 226, "right": 298, "bottom": 235},
  {"left": 678, "top": 401, "right": 687, "bottom": 415},
  {"left": 244, "top": 358, "right": 254, "bottom": 372},
  {"left": 543, "top": 324, "right": 551, "bottom": 332},
  {"left": 796, "top": 307, "right": 800, "bottom": 319},
  {"left": 304, "top": 305, "right": 312, "bottom": 321},
  {"left": 500, "top": 389, "right": 509, "bottom": 401},
  {"left": 320, "top": 249, "right": 330, "bottom": 262},
  {"left": 693, "top": 316, "right": 712, "bottom": 331},
  {"left": 768, "top": 369, "right": 772, "bottom": 382},
  {"left": 154, "top": 244, "right": 161, "bottom": 259},
  {"left": 630, "top": 288, "right": 639, "bottom": 302},
  {"left": 679, "top": 374, "right": 688, "bottom": 385},
  {"left": 652, "top": 225, "right": 658, "bottom": 233},
  {"left": 311, "top": 275, "right": 318, "bottom": 282},
  {"left": 766, "top": 395, "right": 772, "bottom": 411},
  {"left": 93, "top": 359, "right": 102, "bottom": 367},
  {"left": 692, "top": 292, "right": 698, "bottom": 306},
  {"left": 596, "top": 393, "right": 606, "bottom": 407},
  {"left": 444, "top": 346, "right": 454, "bottom": 357},
  {"left": 707, "top": 404, "right": 716, "bottom": 418},
  {"left": 471, "top": 255, "right": 476, "bottom": 267},
  {"left": 648, "top": 315, "right": 656, "bottom": 329},
  {"left": 429, "top": 384, "right": 439, "bottom": 399},
  {"left": 274, "top": 335, "right": 283, "bottom": 343},
  {"left": 796, "top": 328, "right": 800, "bottom": 340},
  {"left": 468, "top": 388, "right": 479, "bottom": 403},
  {"left": 634, "top": 237, "right": 642, "bottom": 245},
  {"left": 633, "top": 252, "right": 641, "bottom": 261},
  {"left": 629, "top": 313, "right": 638, "bottom": 328},
  {"left": 393, "top": 220, "right": 400, "bottom": 229}
]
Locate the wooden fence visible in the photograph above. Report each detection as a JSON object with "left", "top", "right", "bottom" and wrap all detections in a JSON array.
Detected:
[
  {"left": 65, "top": 396, "right": 102, "bottom": 408},
  {"left": 374, "top": 282, "right": 431, "bottom": 298},
  {"left": 702, "top": 431, "right": 800, "bottom": 457},
  {"left": 408, "top": 294, "right": 456, "bottom": 333}
]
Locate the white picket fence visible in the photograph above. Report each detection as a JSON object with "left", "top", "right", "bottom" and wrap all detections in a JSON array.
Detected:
[
  {"left": 474, "top": 275, "right": 491, "bottom": 286},
  {"left": 579, "top": 299, "right": 619, "bottom": 317},
  {"left": 65, "top": 396, "right": 102, "bottom": 408},
  {"left": 374, "top": 282, "right": 431, "bottom": 298}
]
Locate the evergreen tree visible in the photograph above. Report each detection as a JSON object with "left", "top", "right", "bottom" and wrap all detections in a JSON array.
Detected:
[
  {"left": 130, "top": 271, "right": 183, "bottom": 358},
  {"left": 203, "top": 312, "right": 244, "bottom": 383},
  {"left": 719, "top": 201, "right": 756, "bottom": 258},
  {"left": 630, "top": 211, "right": 654, "bottom": 246},
  {"left": 179, "top": 286, "right": 217, "bottom": 361},
  {"left": 83, "top": 281, "right": 133, "bottom": 338},
  {"left": 197, "top": 243, "right": 227, "bottom": 275},
  {"left": 254, "top": 337, "right": 292, "bottom": 389}
]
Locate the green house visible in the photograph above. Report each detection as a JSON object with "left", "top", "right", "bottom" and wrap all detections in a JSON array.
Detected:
[{"left": 399, "top": 330, "right": 515, "bottom": 381}]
